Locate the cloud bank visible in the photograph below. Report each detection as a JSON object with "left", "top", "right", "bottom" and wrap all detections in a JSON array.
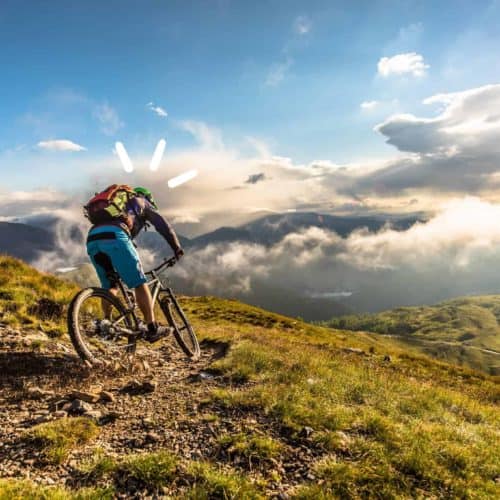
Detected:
[{"left": 169, "top": 198, "right": 500, "bottom": 312}]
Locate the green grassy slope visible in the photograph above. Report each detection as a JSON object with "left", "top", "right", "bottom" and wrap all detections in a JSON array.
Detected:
[
  {"left": 1, "top": 255, "right": 499, "bottom": 498},
  {"left": 0, "top": 256, "right": 79, "bottom": 336},
  {"left": 323, "top": 296, "right": 500, "bottom": 375}
]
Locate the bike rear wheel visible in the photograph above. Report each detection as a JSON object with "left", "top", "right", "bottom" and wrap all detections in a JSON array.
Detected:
[
  {"left": 68, "top": 287, "right": 136, "bottom": 365},
  {"left": 159, "top": 293, "right": 200, "bottom": 359}
]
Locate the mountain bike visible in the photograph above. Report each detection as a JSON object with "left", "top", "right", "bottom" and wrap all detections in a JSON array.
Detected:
[{"left": 67, "top": 256, "right": 200, "bottom": 365}]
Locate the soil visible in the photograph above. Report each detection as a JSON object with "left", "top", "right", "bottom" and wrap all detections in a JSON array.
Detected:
[{"left": 0, "top": 326, "right": 326, "bottom": 498}]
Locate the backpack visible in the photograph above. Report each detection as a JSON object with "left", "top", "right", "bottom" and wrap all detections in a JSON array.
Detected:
[{"left": 84, "top": 184, "right": 136, "bottom": 228}]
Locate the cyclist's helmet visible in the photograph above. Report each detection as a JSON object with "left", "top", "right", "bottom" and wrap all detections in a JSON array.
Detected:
[{"left": 134, "top": 187, "right": 158, "bottom": 209}]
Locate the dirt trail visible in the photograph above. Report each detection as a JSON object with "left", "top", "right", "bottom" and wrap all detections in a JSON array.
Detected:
[
  {"left": 1, "top": 324, "right": 328, "bottom": 499},
  {"left": 0, "top": 326, "right": 227, "bottom": 482}
]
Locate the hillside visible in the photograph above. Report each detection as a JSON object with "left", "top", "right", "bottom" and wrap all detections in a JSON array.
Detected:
[
  {"left": 0, "top": 221, "right": 55, "bottom": 262},
  {"left": 323, "top": 296, "right": 500, "bottom": 375},
  {"left": 0, "top": 255, "right": 499, "bottom": 498}
]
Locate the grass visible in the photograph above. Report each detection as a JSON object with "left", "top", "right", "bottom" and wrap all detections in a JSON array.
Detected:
[
  {"left": 185, "top": 461, "right": 263, "bottom": 499},
  {"left": 217, "top": 432, "right": 282, "bottom": 465},
  {"left": 26, "top": 417, "right": 99, "bottom": 464},
  {"left": 0, "top": 480, "right": 113, "bottom": 500},
  {"left": 116, "top": 451, "right": 178, "bottom": 489},
  {"left": 79, "top": 448, "right": 118, "bottom": 479},
  {"left": 321, "top": 296, "right": 500, "bottom": 374},
  {"left": 2, "top": 258, "right": 500, "bottom": 497},
  {"left": 182, "top": 297, "right": 500, "bottom": 499},
  {"left": 0, "top": 255, "right": 78, "bottom": 336},
  {"left": 79, "top": 450, "right": 264, "bottom": 498}
]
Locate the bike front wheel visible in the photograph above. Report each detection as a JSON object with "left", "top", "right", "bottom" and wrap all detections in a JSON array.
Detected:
[
  {"left": 68, "top": 287, "right": 136, "bottom": 365},
  {"left": 159, "top": 294, "right": 200, "bottom": 359}
]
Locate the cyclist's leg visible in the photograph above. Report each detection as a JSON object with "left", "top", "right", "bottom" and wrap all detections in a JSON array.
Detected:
[
  {"left": 135, "top": 284, "right": 155, "bottom": 324},
  {"left": 101, "top": 232, "right": 155, "bottom": 324},
  {"left": 87, "top": 245, "right": 112, "bottom": 290},
  {"left": 87, "top": 248, "right": 120, "bottom": 319}
]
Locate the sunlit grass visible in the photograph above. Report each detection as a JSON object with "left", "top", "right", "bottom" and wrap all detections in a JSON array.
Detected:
[
  {"left": 26, "top": 417, "right": 99, "bottom": 465},
  {"left": 184, "top": 296, "right": 500, "bottom": 498},
  {"left": 0, "top": 255, "right": 78, "bottom": 336},
  {"left": 2, "top": 257, "right": 499, "bottom": 497},
  {"left": 0, "top": 480, "right": 113, "bottom": 500}
]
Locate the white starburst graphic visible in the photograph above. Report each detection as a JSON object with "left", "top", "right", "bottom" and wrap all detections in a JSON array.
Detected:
[{"left": 115, "top": 139, "right": 197, "bottom": 188}]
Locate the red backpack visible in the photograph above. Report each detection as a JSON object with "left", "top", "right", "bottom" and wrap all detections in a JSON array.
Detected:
[{"left": 84, "top": 184, "right": 135, "bottom": 228}]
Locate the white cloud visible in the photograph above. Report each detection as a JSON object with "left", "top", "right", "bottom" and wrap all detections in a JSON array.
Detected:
[
  {"left": 37, "top": 139, "right": 86, "bottom": 152},
  {"left": 377, "top": 52, "right": 429, "bottom": 77},
  {"left": 265, "top": 57, "right": 293, "bottom": 87},
  {"left": 340, "top": 197, "right": 500, "bottom": 270},
  {"left": 360, "top": 99, "right": 399, "bottom": 113},
  {"left": 93, "top": 102, "right": 123, "bottom": 135},
  {"left": 0, "top": 188, "right": 75, "bottom": 220},
  {"left": 293, "top": 15, "right": 312, "bottom": 35},
  {"left": 375, "top": 83, "right": 500, "bottom": 155},
  {"left": 361, "top": 100, "right": 379, "bottom": 110},
  {"left": 147, "top": 101, "right": 168, "bottom": 118}
]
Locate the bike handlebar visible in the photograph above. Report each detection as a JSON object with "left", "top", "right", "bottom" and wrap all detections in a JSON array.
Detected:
[{"left": 147, "top": 256, "right": 178, "bottom": 275}]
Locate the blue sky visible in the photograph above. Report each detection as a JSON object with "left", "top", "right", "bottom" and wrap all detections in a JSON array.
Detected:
[{"left": 1, "top": 0, "right": 500, "bottom": 216}]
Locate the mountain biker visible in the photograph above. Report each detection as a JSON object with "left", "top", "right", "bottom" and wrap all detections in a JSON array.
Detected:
[{"left": 85, "top": 186, "right": 184, "bottom": 342}]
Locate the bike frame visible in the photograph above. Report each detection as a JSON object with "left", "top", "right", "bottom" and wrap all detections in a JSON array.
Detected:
[{"left": 109, "top": 257, "right": 178, "bottom": 336}]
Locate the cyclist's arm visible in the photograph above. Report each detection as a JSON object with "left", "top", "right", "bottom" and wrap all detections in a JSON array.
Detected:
[{"left": 143, "top": 201, "right": 182, "bottom": 252}]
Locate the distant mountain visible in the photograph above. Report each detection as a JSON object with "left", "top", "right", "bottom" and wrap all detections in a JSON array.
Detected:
[
  {"left": 0, "top": 222, "right": 55, "bottom": 262},
  {"left": 189, "top": 227, "right": 252, "bottom": 247},
  {"left": 18, "top": 210, "right": 424, "bottom": 254},
  {"left": 189, "top": 212, "right": 424, "bottom": 247},
  {"left": 323, "top": 295, "right": 500, "bottom": 375}
]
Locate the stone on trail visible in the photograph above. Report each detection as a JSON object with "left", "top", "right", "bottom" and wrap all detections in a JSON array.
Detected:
[
  {"left": 84, "top": 409, "right": 103, "bottom": 421},
  {"left": 145, "top": 431, "right": 161, "bottom": 443},
  {"left": 99, "top": 390, "right": 115, "bottom": 403},
  {"left": 26, "top": 387, "right": 55, "bottom": 400},
  {"left": 120, "top": 379, "right": 157, "bottom": 395},
  {"left": 69, "top": 390, "right": 100, "bottom": 403},
  {"left": 99, "top": 411, "right": 121, "bottom": 425},
  {"left": 69, "top": 399, "right": 93, "bottom": 415}
]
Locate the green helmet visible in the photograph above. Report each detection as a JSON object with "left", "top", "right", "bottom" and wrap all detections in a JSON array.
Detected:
[{"left": 134, "top": 186, "right": 158, "bottom": 209}]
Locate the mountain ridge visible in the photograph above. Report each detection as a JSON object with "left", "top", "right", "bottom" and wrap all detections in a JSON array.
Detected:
[{"left": 323, "top": 295, "right": 500, "bottom": 375}]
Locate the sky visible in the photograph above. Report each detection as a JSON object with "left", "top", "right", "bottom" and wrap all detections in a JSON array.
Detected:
[{"left": 1, "top": 0, "right": 500, "bottom": 233}]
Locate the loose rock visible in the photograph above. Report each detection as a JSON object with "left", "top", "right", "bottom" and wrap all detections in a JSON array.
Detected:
[
  {"left": 120, "top": 379, "right": 157, "bottom": 395},
  {"left": 69, "top": 399, "right": 93, "bottom": 415},
  {"left": 69, "top": 390, "right": 100, "bottom": 403},
  {"left": 26, "top": 387, "right": 55, "bottom": 400},
  {"left": 99, "top": 390, "right": 115, "bottom": 403}
]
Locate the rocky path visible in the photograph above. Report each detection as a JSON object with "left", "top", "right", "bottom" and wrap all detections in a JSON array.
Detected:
[
  {"left": 0, "top": 326, "right": 225, "bottom": 481},
  {"left": 0, "top": 325, "right": 332, "bottom": 498}
]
